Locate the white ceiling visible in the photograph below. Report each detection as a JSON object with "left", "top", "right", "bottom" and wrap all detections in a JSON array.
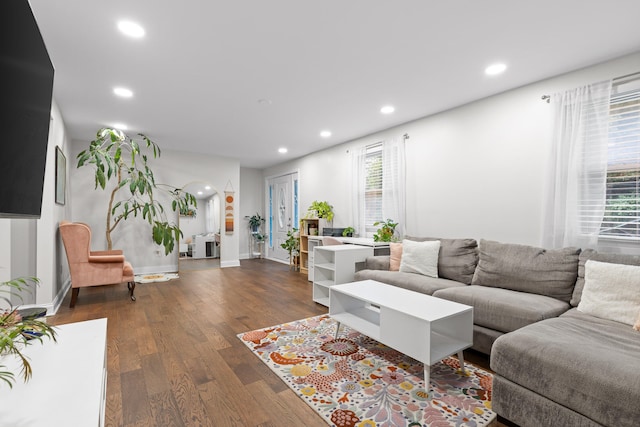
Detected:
[{"left": 30, "top": 0, "right": 640, "bottom": 168}]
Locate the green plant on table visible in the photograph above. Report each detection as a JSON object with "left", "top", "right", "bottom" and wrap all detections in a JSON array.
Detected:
[
  {"left": 342, "top": 226, "right": 355, "bottom": 237},
  {"left": 373, "top": 219, "right": 399, "bottom": 242},
  {"left": 307, "top": 201, "right": 334, "bottom": 221},
  {"left": 0, "top": 278, "right": 57, "bottom": 388}
]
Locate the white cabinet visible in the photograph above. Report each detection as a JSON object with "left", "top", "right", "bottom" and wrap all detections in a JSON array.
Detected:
[
  {"left": 312, "top": 245, "right": 373, "bottom": 306},
  {"left": 0, "top": 318, "right": 108, "bottom": 426}
]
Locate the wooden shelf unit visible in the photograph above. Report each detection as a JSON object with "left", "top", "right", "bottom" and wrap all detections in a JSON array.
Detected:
[{"left": 299, "top": 218, "right": 319, "bottom": 275}]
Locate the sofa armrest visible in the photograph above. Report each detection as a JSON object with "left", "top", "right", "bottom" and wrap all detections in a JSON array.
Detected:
[{"left": 364, "top": 256, "right": 390, "bottom": 271}]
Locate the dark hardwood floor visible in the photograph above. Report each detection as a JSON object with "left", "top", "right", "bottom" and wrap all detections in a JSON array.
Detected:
[{"left": 50, "top": 258, "right": 506, "bottom": 427}]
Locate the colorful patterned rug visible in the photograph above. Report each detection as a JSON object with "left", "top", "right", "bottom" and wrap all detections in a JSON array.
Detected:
[{"left": 238, "top": 315, "right": 495, "bottom": 427}]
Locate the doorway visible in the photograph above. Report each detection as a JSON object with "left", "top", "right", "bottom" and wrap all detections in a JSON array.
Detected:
[
  {"left": 178, "top": 181, "right": 221, "bottom": 271},
  {"left": 266, "top": 172, "right": 298, "bottom": 263}
]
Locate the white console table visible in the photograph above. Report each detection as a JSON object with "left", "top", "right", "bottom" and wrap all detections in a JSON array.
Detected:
[{"left": 0, "top": 318, "right": 108, "bottom": 426}]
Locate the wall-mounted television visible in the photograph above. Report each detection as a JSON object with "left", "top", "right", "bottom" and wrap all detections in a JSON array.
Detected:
[{"left": 0, "top": 1, "right": 55, "bottom": 218}]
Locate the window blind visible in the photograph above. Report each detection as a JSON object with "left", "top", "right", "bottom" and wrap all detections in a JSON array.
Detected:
[
  {"left": 364, "top": 143, "right": 382, "bottom": 233},
  {"left": 600, "top": 76, "right": 640, "bottom": 239}
]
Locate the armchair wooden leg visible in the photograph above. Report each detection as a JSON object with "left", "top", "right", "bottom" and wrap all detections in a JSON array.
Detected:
[
  {"left": 70, "top": 288, "right": 79, "bottom": 308},
  {"left": 128, "top": 281, "right": 136, "bottom": 301}
]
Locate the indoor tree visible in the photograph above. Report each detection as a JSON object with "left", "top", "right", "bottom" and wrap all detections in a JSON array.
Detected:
[{"left": 77, "top": 128, "right": 197, "bottom": 255}]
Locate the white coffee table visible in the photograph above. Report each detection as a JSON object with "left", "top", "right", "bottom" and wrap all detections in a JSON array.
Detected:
[{"left": 329, "top": 280, "right": 473, "bottom": 390}]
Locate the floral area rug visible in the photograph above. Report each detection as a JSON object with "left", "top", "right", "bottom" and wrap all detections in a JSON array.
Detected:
[{"left": 238, "top": 315, "right": 495, "bottom": 427}]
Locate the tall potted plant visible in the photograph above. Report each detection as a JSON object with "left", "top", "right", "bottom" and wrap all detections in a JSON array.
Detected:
[
  {"left": 76, "top": 128, "right": 197, "bottom": 255},
  {"left": 280, "top": 228, "right": 300, "bottom": 269}
]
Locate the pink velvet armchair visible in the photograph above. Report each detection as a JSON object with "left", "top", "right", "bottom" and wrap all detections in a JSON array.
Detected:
[{"left": 59, "top": 221, "right": 136, "bottom": 308}]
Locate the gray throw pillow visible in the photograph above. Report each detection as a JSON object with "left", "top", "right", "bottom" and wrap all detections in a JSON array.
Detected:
[
  {"left": 405, "top": 236, "right": 478, "bottom": 284},
  {"left": 471, "top": 239, "right": 580, "bottom": 302}
]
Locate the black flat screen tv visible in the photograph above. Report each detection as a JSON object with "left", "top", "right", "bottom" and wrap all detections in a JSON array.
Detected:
[{"left": 0, "top": 1, "right": 55, "bottom": 218}]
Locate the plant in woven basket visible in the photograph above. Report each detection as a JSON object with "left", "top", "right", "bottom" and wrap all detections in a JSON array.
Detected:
[{"left": 0, "top": 278, "right": 57, "bottom": 388}]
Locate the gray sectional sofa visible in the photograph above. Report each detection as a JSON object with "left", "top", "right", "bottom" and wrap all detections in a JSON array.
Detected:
[{"left": 353, "top": 237, "right": 640, "bottom": 427}]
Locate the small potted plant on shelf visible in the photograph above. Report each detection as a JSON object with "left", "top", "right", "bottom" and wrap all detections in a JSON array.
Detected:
[
  {"left": 373, "top": 219, "right": 399, "bottom": 242},
  {"left": 248, "top": 213, "right": 265, "bottom": 232},
  {"left": 342, "top": 226, "right": 355, "bottom": 237},
  {"left": 1, "top": 277, "right": 57, "bottom": 389},
  {"left": 306, "top": 201, "right": 334, "bottom": 222}
]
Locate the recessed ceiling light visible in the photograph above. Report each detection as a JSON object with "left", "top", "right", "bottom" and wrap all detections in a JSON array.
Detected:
[
  {"left": 197, "top": 191, "right": 203, "bottom": 195},
  {"left": 320, "top": 130, "right": 332, "bottom": 138},
  {"left": 117, "top": 21, "right": 145, "bottom": 38},
  {"left": 278, "top": 147, "right": 288, "bottom": 154},
  {"left": 380, "top": 105, "right": 395, "bottom": 114},
  {"left": 113, "top": 87, "right": 133, "bottom": 98},
  {"left": 112, "top": 123, "right": 127, "bottom": 130},
  {"left": 485, "top": 63, "right": 507, "bottom": 76},
  {"left": 204, "top": 185, "right": 211, "bottom": 190}
]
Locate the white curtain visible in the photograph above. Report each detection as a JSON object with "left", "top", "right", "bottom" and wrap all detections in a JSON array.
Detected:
[
  {"left": 543, "top": 80, "right": 611, "bottom": 249},
  {"left": 205, "top": 198, "right": 214, "bottom": 233},
  {"left": 382, "top": 136, "right": 406, "bottom": 237},
  {"left": 350, "top": 145, "right": 367, "bottom": 237},
  {"left": 351, "top": 136, "right": 406, "bottom": 238}
]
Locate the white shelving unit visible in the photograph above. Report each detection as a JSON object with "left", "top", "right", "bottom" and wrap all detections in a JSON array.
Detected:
[{"left": 312, "top": 245, "right": 373, "bottom": 306}]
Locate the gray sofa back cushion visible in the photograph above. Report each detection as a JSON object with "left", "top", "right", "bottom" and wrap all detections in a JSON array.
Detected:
[
  {"left": 471, "top": 239, "right": 580, "bottom": 302},
  {"left": 571, "top": 249, "right": 640, "bottom": 307},
  {"left": 405, "top": 236, "right": 478, "bottom": 284}
]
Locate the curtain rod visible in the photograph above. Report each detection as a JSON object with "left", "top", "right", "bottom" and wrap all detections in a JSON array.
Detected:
[{"left": 540, "top": 70, "right": 640, "bottom": 103}]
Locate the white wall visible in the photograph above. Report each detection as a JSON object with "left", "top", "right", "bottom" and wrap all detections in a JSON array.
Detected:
[
  {"left": 264, "top": 52, "right": 640, "bottom": 248},
  {"left": 70, "top": 144, "right": 241, "bottom": 273},
  {"left": 239, "top": 167, "right": 266, "bottom": 258},
  {"left": 0, "top": 100, "right": 72, "bottom": 312}
]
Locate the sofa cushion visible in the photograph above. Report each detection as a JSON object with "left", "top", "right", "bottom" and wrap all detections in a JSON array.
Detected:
[
  {"left": 471, "top": 239, "right": 580, "bottom": 302},
  {"left": 572, "top": 248, "right": 640, "bottom": 307},
  {"left": 389, "top": 242, "right": 402, "bottom": 271},
  {"left": 491, "top": 309, "right": 640, "bottom": 427},
  {"left": 363, "top": 255, "right": 390, "bottom": 271},
  {"left": 577, "top": 260, "right": 640, "bottom": 326},
  {"left": 405, "top": 236, "right": 478, "bottom": 284},
  {"left": 353, "top": 270, "right": 464, "bottom": 295},
  {"left": 399, "top": 239, "right": 440, "bottom": 277},
  {"left": 433, "top": 286, "right": 570, "bottom": 333}
]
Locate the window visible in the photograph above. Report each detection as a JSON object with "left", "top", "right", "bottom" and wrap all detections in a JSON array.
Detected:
[
  {"left": 600, "top": 77, "right": 640, "bottom": 239},
  {"left": 352, "top": 137, "right": 405, "bottom": 238},
  {"left": 364, "top": 143, "right": 383, "bottom": 235}
]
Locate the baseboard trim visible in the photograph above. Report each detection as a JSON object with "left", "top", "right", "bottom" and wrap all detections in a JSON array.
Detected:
[
  {"left": 134, "top": 264, "right": 179, "bottom": 275},
  {"left": 221, "top": 259, "right": 240, "bottom": 268}
]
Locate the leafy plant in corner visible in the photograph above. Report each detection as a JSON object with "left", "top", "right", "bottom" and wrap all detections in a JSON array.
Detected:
[
  {"left": 77, "top": 128, "right": 197, "bottom": 255},
  {"left": 307, "top": 200, "right": 334, "bottom": 221},
  {"left": 373, "top": 219, "right": 399, "bottom": 242},
  {"left": 280, "top": 228, "right": 300, "bottom": 258},
  {"left": 342, "top": 226, "right": 355, "bottom": 237},
  {"left": 0, "top": 278, "right": 57, "bottom": 388}
]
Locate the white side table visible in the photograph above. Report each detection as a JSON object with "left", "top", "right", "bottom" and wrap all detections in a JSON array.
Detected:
[{"left": 0, "top": 318, "right": 108, "bottom": 426}]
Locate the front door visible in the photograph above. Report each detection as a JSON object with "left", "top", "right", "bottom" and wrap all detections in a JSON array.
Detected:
[{"left": 267, "top": 172, "right": 298, "bottom": 263}]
